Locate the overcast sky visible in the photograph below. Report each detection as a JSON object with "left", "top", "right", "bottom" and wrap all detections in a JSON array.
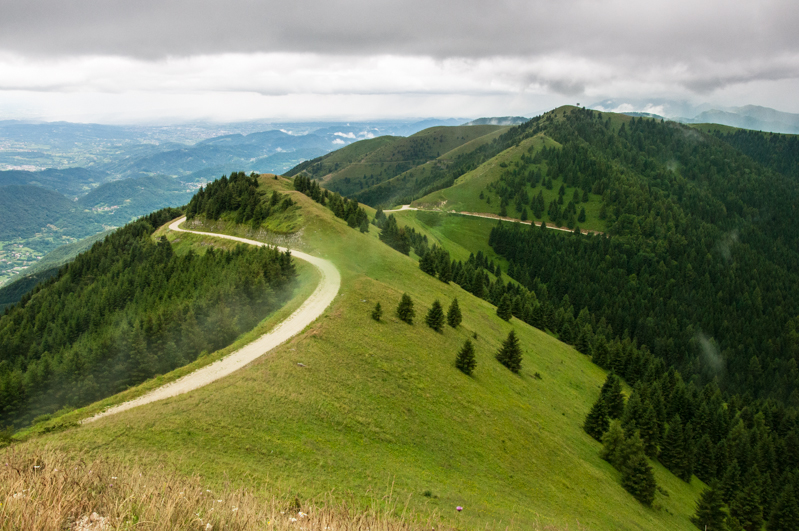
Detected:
[{"left": 1, "top": 0, "right": 798, "bottom": 123}]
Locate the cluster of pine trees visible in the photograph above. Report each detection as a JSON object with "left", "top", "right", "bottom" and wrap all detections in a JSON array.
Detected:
[
  {"left": 186, "top": 172, "right": 296, "bottom": 227},
  {"left": 484, "top": 158, "right": 589, "bottom": 228},
  {"left": 373, "top": 210, "right": 428, "bottom": 255},
  {"left": 0, "top": 207, "right": 298, "bottom": 427},
  {"left": 294, "top": 175, "right": 369, "bottom": 232}
]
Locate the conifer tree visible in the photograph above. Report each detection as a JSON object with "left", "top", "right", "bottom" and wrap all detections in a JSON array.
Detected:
[
  {"left": 396, "top": 293, "right": 415, "bottom": 324},
  {"left": 419, "top": 251, "right": 437, "bottom": 276},
  {"left": 371, "top": 302, "right": 382, "bottom": 321},
  {"left": 622, "top": 452, "right": 657, "bottom": 506},
  {"left": 600, "top": 373, "right": 625, "bottom": 419},
  {"left": 584, "top": 396, "right": 610, "bottom": 441},
  {"left": 730, "top": 482, "right": 764, "bottom": 531},
  {"left": 438, "top": 259, "right": 452, "bottom": 283},
  {"left": 721, "top": 460, "right": 742, "bottom": 504},
  {"left": 456, "top": 339, "right": 477, "bottom": 376},
  {"left": 692, "top": 482, "right": 727, "bottom": 531},
  {"left": 592, "top": 335, "right": 610, "bottom": 368},
  {"left": 694, "top": 434, "right": 716, "bottom": 483},
  {"left": 425, "top": 300, "right": 445, "bottom": 332},
  {"left": 575, "top": 327, "right": 592, "bottom": 355},
  {"left": 497, "top": 293, "right": 513, "bottom": 321},
  {"left": 600, "top": 420, "right": 626, "bottom": 467},
  {"left": 617, "top": 430, "right": 647, "bottom": 474},
  {"left": 767, "top": 484, "right": 799, "bottom": 531},
  {"left": 496, "top": 330, "right": 523, "bottom": 373},
  {"left": 472, "top": 273, "right": 486, "bottom": 298},
  {"left": 447, "top": 298, "right": 462, "bottom": 328},
  {"left": 660, "top": 415, "right": 687, "bottom": 479}
]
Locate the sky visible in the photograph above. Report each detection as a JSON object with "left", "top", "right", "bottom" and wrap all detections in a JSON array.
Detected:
[{"left": 1, "top": 0, "right": 798, "bottom": 123}]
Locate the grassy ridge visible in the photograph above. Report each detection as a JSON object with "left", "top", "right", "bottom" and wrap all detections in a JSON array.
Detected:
[
  {"left": 25, "top": 175, "right": 703, "bottom": 530},
  {"left": 289, "top": 126, "right": 506, "bottom": 201}
]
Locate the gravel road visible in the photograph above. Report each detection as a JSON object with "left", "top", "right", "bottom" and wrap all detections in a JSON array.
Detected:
[{"left": 82, "top": 217, "right": 340, "bottom": 423}]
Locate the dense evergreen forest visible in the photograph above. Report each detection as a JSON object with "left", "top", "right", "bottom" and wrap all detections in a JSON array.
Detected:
[
  {"left": 490, "top": 109, "right": 799, "bottom": 402},
  {"left": 481, "top": 109, "right": 799, "bottom": 526},
  {"left": 0, "top": 205, "right": 298, "bottom": 428},
  {"left": 186, "top": 171, "right": 296, "bottom": 226},
  {"left": 710, "top": 128, "right": 799, "bottom": 180}
]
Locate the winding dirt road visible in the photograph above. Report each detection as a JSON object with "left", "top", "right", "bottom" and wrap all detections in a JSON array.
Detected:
[
  {"left": 82, "top": 217, "right": 341, "bottom": 424},
  {"left": 384, "top": 205, "right": 603, "bottom": 235}
]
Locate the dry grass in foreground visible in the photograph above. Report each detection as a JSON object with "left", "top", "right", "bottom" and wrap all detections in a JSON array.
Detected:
[{"left": 0, "top": 446, "right": 454, "bottom": 531}]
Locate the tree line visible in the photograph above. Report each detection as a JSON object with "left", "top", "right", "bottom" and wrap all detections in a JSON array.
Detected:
[
  {"left": 294, "top": 175, "right": 370, "bottom": 232},
  {"left": 0, "top": 206, "right": 298, "bottom": 428}
]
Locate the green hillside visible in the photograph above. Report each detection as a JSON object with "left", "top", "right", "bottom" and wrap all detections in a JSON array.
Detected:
[
  {"left": 19, "top": 175, "right": 704, "bottom": 530},
  {"left": 287, "top": 125, "right": 507, "bottom": 201},
  {"left": 275, "top": 107, "right": 799, "bottom": 529},
  {"left": 411, "top": 133, "right": 606, "bottom": 232}
]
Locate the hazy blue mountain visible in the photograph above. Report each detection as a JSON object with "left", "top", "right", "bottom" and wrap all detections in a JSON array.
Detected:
[
  {"left": 0, "top": 185, "right": 99, "bottom": 241},
  {"left": 0, "top": 168, "right": 109, "bottom": 197},
  {"left": 690, "top": 106, "right": 799, "bottom": 134},
  {"left": 590, "top": 99, "right": 799, "bottom": 134}
]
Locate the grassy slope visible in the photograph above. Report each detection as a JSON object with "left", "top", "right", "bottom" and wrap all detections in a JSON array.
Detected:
[
  {"left": 28, "top": 176, "right": 702, "bottom": 530},
  {"left": 312, "top": 126, "right": 506, "bottom": 198},
  {"left": 413, "top": 133, "right": 607, "bottom": 233}
]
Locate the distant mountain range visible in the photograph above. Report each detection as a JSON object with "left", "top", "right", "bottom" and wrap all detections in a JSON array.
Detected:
[
  {"left": 591, "top": 99, "right": 799, "bottom": 134},
  {"left": 0, "top": 117, "right": 471, "bottom": 286}
]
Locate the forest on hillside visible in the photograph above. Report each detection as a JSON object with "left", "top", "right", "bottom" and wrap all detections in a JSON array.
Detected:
[{"left": 0, "top": 203, "right": 298, "bottom": 428}]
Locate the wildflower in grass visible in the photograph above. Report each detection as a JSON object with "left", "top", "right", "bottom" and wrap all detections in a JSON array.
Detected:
[
  {"left": 456, "top": 506, "right": 463, "bottom": 512},
  {"left": 205, "top": 524, "right": 213, "bottom": 531},
  {"left": 298, "top": 511, "right": 308, "bottom": 518},
  {"left": 290, "top": 517, "right": 298, "bottom": 522}
]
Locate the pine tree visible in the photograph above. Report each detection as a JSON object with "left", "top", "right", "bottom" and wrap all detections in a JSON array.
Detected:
[
  {"left": 447, "top": 298, "right": 462, "bottom": 328},
  {"left": 456, "top": 339, "right": 477, "bottom": 376},
  {"left": 600, "top": 373, "right": 625, "bottom": 419},
  {"left": 497, "top": 294, "right": 513, "bottom": 321},
  {"left": 694, "top": 434, "right": 717, "bottom": 483},
  {"left": 472, "top": 273, "right": 486, "bottom": 299},
  {"left": 425, "top": 300, "right": 445, "bottom": 332},
  {"left": 660, "top": 415, "right": 687, "bottom": 479},
  {"left": 419, "top": 250, "right": 437, "bottom": 276},
  {"left": 721, "top": 460, "right": 742, "bottom": 504},
  {"left": 584, "top": 396, "right": 610, "bottom": 441},
  {"left": 768, "top": 484, "right": 799, "bottom": 531},
  {"left": 730, "top": 482, "right": 763, "bottom": 531},
  {"left": 496, "top": 330, "right": 523, "bottom": 373},
  {"left": 575, "top": 327, "right": 592, "bottom": 355},
  {"left": 578, "top": 207, "right": 586, "bottom": 223},
  {"left": 621, "top": 452, "right": 657, "bottom": 506},
  {"left": 371, "top": 302, "right": 382, "bottom": 321},
  {"left": 438, "top": 259, "right": 452, "bottom": 283},
  {"left": 692, "top": 482, "right": 727, "bottom": 531},
  {"left": 600, "top": 420, "right": 626, "bottom": 467},
  {"left": 396, "top": 293, "right": 415, "bottom": 324}
]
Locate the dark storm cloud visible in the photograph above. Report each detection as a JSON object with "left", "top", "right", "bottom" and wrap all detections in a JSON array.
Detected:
[{"left": 1, "top": 0, "right": 797, "bottom": 63}]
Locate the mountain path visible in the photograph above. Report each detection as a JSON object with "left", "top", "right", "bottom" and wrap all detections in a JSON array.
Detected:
[
  {"left": 383, "top": 205, "right": 604, "bottom": 235},
  {"left": 82, "top": 217, "right": 341, "bottom": 424}
]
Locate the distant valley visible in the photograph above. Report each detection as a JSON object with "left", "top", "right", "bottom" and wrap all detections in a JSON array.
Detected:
[{"left": 0, "top": 118, "right": 466, "bottom": 286}]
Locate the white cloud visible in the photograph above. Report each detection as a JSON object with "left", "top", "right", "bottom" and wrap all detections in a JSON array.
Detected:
[
  {"left": 334, "top": 132, "right": 357, "bottom": 138},
  {"left": 332, "top": 138, "right": 345, "bottom": 144}
]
